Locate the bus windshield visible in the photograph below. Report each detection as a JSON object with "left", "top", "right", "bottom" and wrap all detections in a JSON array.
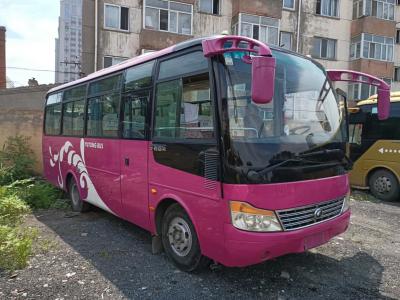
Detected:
[{"left": 219, "top": 50, "right": 347, "bottom": 183}]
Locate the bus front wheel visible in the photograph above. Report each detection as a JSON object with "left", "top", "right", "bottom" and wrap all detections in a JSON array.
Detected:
[
  {"left": 68, "top": 178, "right": 91, "bottom": 212},
  {"left": 161, "top": 204, "right": 210, "bottom": 272},
  {"left": 369, "top": 169, "right": 400, "bottom": 202}
]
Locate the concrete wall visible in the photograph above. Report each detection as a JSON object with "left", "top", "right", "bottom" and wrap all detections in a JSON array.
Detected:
[
  {"left": 0, "top": 85, "right": 57, "bottom": 174},
  {"left": 0, "top": 27, "right": 6, "bottom": 89}
]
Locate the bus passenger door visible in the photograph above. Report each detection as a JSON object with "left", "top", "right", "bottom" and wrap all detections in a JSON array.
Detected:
[{"left": 120, "top": 91, "right": 150, "bottom": 230}]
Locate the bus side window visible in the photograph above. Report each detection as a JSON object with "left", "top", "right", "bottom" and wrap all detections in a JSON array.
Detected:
[
  {"left": 62, "top": 85, "right": 86, "bottom": 136},
  {"left": 154, "top": 51, "right": 213, "bottom": 141},
  {"left": 45, "top": 103, "right": 62, "bottom": 135},
  {"left": 87, "top": 75, "right": 122, "bottom": 138},
  {"left": 121, "top": 61, "right": 154, "bottom": 139},
  {"left": 154, "top": 74, "right": 214, "bottom": 140},
  {"left": 122, "top": 93, "right": 148, "bottom": 139},
  {"left": 44, "top": 92, "right": 63, "bottom": 135}
]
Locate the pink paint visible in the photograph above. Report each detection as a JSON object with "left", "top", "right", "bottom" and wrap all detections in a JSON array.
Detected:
[
  {"left": 202, "top": 35, "right": 273, "bottom": 57},
  {"left": 326, "top": 69, "right": 391, "bottom": 120}
]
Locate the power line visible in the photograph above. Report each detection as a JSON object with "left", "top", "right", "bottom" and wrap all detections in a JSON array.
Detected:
[{"left": 1, "top": 66, "right": 81, "bottom": 75}]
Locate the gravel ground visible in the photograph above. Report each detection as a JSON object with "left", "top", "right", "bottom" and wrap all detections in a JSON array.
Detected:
[{"left": 0, "top": 194, "right": 399, "bottom": 300}]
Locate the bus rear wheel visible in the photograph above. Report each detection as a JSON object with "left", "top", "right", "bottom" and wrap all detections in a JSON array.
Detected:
[
  {"left": 161, "top": 204, "right": 210, "bottom": 272},
  {"left": 68, "top": 178, "right": 91, "bottom": 212},
  {"left": 369, "top": 169, "right": 400, "bottom": 202}
]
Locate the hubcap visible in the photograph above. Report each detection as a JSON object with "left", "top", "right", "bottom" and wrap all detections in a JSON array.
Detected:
[
  {"left": 374, "top": 176, "right": 392, "bottom": 194},
  {"left": 167, "top": 217, "right": 192, "bottom": 257},
  {"left": 71, "top": 183, "right": 80, "bottom": 205}
]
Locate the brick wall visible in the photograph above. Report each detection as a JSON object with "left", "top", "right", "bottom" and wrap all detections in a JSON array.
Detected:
[{"left": 0, "top": 84, "right": 58, "bottom": 174}]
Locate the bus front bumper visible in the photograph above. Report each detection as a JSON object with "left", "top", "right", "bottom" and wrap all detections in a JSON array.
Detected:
[{"left": 221, "top": 210, "right": 350, "bottom": 267}]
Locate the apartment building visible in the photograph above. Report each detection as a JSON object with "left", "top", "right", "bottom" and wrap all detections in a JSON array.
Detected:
[
  {"left": 55, "top": 0, "right": 83, "bottom": 84},
  {"left": 81, "top": 0, "right": 400, "bottom": 99}
]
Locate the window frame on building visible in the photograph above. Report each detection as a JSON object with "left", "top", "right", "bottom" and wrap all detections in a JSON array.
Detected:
[
  {"left": 283, "top": 0, "right": 296, "bottom": 10},
  {"left": 350, "top": 33, "right": 394, "bottom": 62},
  {"left": 103, "top": 56, "right": 129, "bottom": 69},
  {"left": 394, "top": 67, "right": 400, "bottom": 82},
  {"left": 316, "top": 0, "right": 340, "bottom": 17},
  {"left": 396, "top": 29, "right": 400, "bottom": 44},
  {"left": 104, "top": 3, "right": 129, "bottom": 31},
  {"left": 199, "top": 0, "right": 220, "bottom": 15},
  {"left": 349, "top": 78, "right": 391, "bottom": 100},
  {"left": 353, "top": 0, "right": 395, "bottom": 20},
  {"left": 232, "top": 13, "right": 280, "bottom": 46},
  {"left": 312, "top": 37, "right": 337, "bottom": 60},
  {"left": 143, "top": 0, "right": 193, "bottom": 35},
  {"left": 279, "top": 31, "right": 293, "bottom": 50}
]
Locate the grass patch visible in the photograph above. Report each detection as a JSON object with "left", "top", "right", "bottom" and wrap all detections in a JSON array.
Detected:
[
  {"left": 0, "top": 225, "right": 38, "bottom": 270},
  {"left": 0, "top": 135, "right": 66, "bottom": 271},
  {"left": 5, "top": 178, "right": 64, "bottom": 209},
  {"left": 0, "top": 136, "right": 36, "bottom": 185},
  {"left": 0, "top": 195, "right": 31, "bottom": 226}
]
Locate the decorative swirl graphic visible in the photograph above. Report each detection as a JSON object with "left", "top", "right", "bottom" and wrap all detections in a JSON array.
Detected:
[{"left": 49, "top": 139, "right": 113, "bottom": 214}]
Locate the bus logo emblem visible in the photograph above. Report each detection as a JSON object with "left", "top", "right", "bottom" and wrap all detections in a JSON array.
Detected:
[{"left": 314, "top": 208, "right": 323, "bottom": 220}]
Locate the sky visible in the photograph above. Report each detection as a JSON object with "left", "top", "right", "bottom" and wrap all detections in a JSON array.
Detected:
[{"left": 0, "top": 0, "right": 59, "bottom": 87}]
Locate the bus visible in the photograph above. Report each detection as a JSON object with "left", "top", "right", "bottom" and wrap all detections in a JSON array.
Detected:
[
  {"left": 349, "top": 92, "right": 400, "bottom": 201},
  {"left": 43, "top": 35, "right": 390, "bottom": 271}
]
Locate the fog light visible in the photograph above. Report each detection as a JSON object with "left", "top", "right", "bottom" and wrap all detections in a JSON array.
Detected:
[{"left": 341, "top": 191, "right": 351, "bottom": 213}]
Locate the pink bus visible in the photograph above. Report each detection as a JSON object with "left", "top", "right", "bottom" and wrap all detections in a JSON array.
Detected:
[{"left": 43, "top": 35, "right": 390, "bottom": 271}]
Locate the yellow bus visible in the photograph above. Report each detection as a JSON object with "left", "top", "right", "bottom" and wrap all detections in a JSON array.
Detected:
[{"left": 349, "top": 91, "right": 400, "bottom": 201}]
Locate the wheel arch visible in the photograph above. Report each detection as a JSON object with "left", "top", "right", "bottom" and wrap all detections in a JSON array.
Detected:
[{"left": 154, "top": 196, "right": 200, "bottom": 240}]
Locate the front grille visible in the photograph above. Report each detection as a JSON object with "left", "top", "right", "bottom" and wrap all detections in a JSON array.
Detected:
[{"left": 277, "top": 198, "right": 344, "bottom": 231}]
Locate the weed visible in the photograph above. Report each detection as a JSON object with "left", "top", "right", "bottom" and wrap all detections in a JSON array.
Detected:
[
  {"left": 0, "top": 136, "right": 36, "bottom": 185},
  {"left": 0, "top": 195, "right": 31, "bottom": 226},
  {"left": 0, "top": 225, "right": 38, "bottom": 270},
  {"left": 5, "top": 178, "right": 64, "bottom": 209}
]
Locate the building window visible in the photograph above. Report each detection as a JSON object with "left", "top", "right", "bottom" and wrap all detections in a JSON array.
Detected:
[
  {"left": 104, "top": 4, "right": 129, "bottom": 31},
  {"left": 280, "top": 32, "right": 293, "bottom": 50},
  {"left": 396, "top": 29, "right": 400, "bottom": 44},
  {"left": 144, "top": 0, "right": 193, "bottom": 35},
  {"left": 394, "top": 67, "right": 400, "bottom": 82},
  {"left": 199, "top": 0, "right": 220, "bottom": 14},
  {"left": 349, "top": 78, "right": 391, "bottom": 100},
  {"left": 234, "top": 13, "right": 280, "bottom": 45},
  {"left": 353, "top": 0, "right": 394, "bottom": 20},
  {"left": 103, "top": 56, "right": 128, "bottom": 68},
  {"left": 350, "top": 33, "right": 394, "bottom": 61},
  {"left": 283, "top": 0, "right": 295, "bottom": 9},
  {"left": 312, "top": 37, "right": 336, "bottom": 59},
  {"left": 316, "top": 0, "right": 339, "bottom": 17}
]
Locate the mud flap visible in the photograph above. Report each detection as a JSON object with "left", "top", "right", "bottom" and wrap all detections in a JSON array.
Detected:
[{"left": 151, "top": 235, "right": 163, "bottom": 254}]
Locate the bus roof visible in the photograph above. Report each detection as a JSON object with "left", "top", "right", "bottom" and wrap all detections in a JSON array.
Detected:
[
  {"left": 357, "top": 91, "right": 400, "bottom": 106},
  {"left": 48, "top": 35, "right": 320, "bottom": 95},
  {"left": 48, "top": 36, "right": 212, "bottom": 95}
]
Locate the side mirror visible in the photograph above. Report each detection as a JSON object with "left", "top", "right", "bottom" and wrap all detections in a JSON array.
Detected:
[
  {"left": 377, "top": 88, "right": 390, "bottom": 120},
  {"left": 251, "top": 56, "right": 276, "bottom": 104}
]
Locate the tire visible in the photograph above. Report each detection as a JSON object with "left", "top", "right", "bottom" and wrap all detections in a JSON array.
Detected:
[
  {"left": 369, "top": 169, "right": 400, "bottom": 202},
  {"left": 161, "top": 204, "right": 210, "bottom": 272},
  {"left": 68, "top": 178, "right": 91, "bottom": 212}
]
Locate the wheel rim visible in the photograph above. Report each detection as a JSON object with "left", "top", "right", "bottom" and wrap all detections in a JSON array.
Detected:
[
  {"left": 70, "top": 183, "right": 80, "bottom": 206},
  {"left": 374, "top": 176, "right": 392, "bottom": 194},
  {"left": 167, "top": 217, "right": 192, "bottom": 257}
]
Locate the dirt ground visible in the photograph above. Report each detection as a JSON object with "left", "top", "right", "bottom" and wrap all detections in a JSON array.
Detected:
[{"left": 0, "top": 192, "right": 399, "bottom": 300}]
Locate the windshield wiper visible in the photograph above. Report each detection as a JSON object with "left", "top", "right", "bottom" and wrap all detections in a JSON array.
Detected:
[
  {"left": 300, "top": 148, "right": 353, "bottom": 168},
  {"left": 246, "top": 148, "right": 353, "bottom": 181}
]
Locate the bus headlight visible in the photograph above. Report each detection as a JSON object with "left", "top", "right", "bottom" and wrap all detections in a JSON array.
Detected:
[
  {"left": 230, "top": 201, "right": 282, "bottom": 232},
  {"left": 341, "top": 192, "right": 351, "bottom": 213}
]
